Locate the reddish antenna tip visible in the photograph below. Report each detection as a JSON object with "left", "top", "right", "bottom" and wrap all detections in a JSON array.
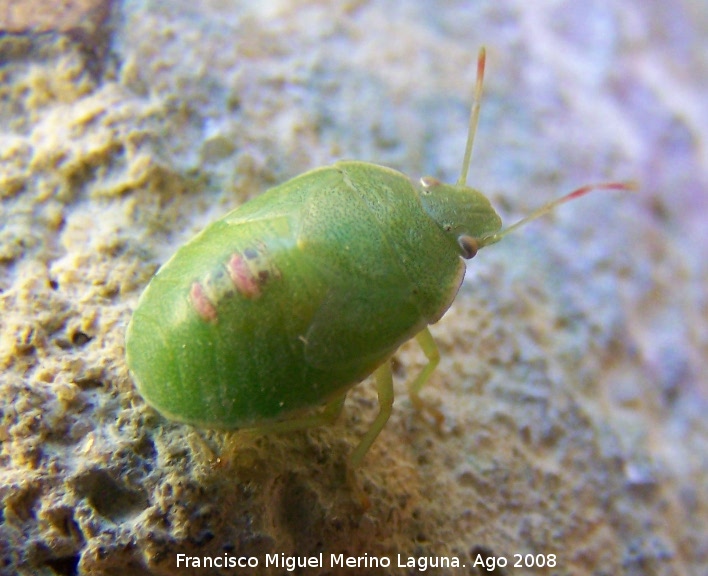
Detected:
[
  {"left": 477, "top": 47, "right": 486, "bottom": 79},
  {"left": 565, "top": 180, "right": 638, "bottom": 203}
]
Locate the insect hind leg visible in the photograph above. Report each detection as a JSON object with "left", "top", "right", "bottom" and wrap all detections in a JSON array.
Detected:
[{"left": 248, "top": 394, "right": 346, "bottom": 436}]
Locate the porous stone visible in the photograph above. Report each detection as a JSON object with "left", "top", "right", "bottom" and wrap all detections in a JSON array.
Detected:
[{"left": 1, "top": 1, "right": 706, "bottom": 575}]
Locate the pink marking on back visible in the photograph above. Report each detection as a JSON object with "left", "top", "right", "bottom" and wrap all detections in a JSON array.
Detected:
[
  {"left": 190, "top": 282, "right": 218, "bottom": 323},
  {"left": 227, "top": 254, "right": 261, "bottom": 299}
]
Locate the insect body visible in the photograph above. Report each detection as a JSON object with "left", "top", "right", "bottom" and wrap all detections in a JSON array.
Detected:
[{"left": 125, "top": 49, "right": 631, "bottom": 466}]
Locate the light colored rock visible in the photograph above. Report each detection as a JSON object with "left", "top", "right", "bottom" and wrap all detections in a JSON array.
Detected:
[
  {"left": 0, "top": 0, "right": 112, "bottom": 35},
  {"left": 0, "top": 1, "right": 706, "bottom": 575}
]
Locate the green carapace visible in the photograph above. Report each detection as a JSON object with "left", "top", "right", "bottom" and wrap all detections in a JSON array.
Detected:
[{"left": 125, "top": 49, "right": 631, "bottom": 466}]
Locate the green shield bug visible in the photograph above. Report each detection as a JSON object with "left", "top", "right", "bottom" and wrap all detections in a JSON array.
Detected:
[{"left": 125, "top": 48, "right": 633, "bottom": 467}]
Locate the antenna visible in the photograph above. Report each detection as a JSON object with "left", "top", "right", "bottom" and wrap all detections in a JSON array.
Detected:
[
  {"left": 478, "top": 181, "right": 639, "bottom": 248},
  {"left": 457, "top": 47, "right": 486, "bottom": 187}
]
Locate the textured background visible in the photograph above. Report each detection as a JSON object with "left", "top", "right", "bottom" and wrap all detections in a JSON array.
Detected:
[{"left": 0, "top": 0, "right": 706, "bottom": 574}]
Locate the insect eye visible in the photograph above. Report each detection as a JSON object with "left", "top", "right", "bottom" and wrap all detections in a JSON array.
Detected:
[
  {"left": 420, "top": 176, "right": 441, "bottom": 190},
  {"left": 458, "top": 235, "right": 478, "bottom": 259}
]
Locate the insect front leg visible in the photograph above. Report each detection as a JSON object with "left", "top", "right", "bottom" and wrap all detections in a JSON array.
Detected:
[
  {"left": 348, "top": 362, "right": 395, "bottom": 468},
  {"left": 408, "top": 327, "right": 444, "bottom": 425}
]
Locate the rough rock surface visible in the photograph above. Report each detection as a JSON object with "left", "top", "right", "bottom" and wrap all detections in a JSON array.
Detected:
[
  {"left": 0, "top": 0, "right": 113, "bottom": 35},
  {"left": 0, "top": 1, "right": 706, "bottom": 575}
]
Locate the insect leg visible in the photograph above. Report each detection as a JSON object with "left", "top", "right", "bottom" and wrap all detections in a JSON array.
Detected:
[
  {"left": 408, "top": 328, "right": 444, "bottom": 425},
  {"left": 348, "top": 362, "right": 395, "bottom": 467},
  {"left": 248, "top": 394, "right": 346, "bottom": 436},
  {"left": 206, "top": 398, "right": 348, "bottom": 470}
]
